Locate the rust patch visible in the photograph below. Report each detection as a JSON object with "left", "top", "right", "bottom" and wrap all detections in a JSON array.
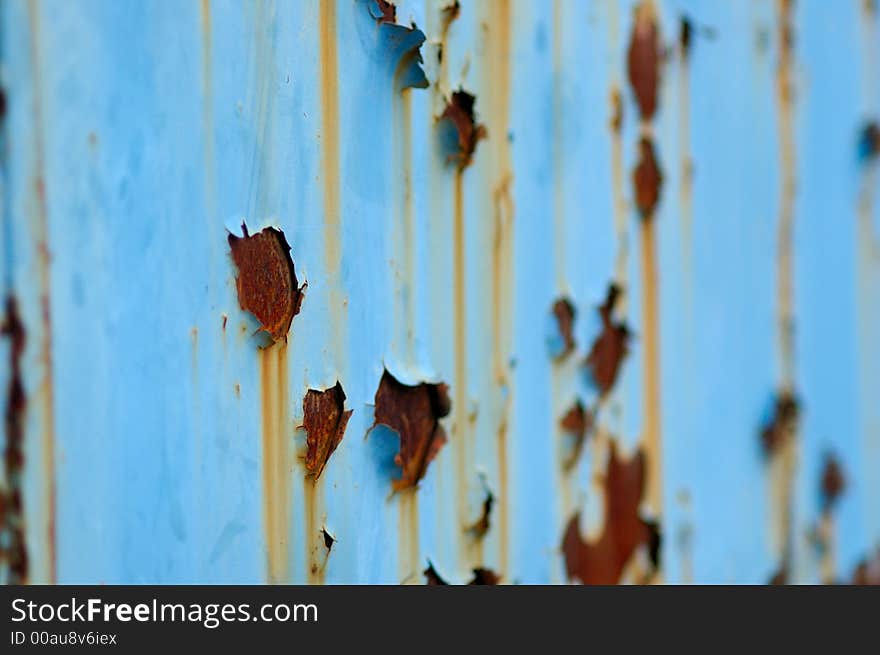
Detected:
[
  {"left": 561, "top": 442, "right": 661, "bottom": 584},
  {"left": 610, "top": 87, "right": 624, "bottom": 134},
  {"left": 1, "top": 296, "right": 28, "bottom": 583},
  {"left": 551, "top": 298, "right": 577, "bottom": 360},
  {"left": 424, "top": 560, "right": 448, "bottom": 585},
  {"left": 852, "top": 547, "right": 880, "bottom": 584},
  {"left": 627, "top": 3, "right": 662, "bottom": 123},
  {"left": 584, "top": 284, "right": 631, "bottom": 397},
  {"left": 373, "top": 0, "right": 396, "bottom": 24},
  {"left": 820, "top": 453, "right": 845, "bottom": 512},
  {"left": 560, "top": 399, "right": 594, "bottom": 470},
  {"left": 228, "top": 224, "right": 305, "bottom": 342},
  {"left": 761, "top": 392, "right": 799, "bottom": 455},
  {"left": 303, "top": 382, "right": 353, "bottom": 481},
  {"left": 859, "top": 120, "right": 879, "bottom": 162},
  {"left": 468, "top": 487, "right": 494, "bottom": 540},
  {"left": 371, "top": 370, "right": 451, "bottom": 491},
  {"left": 440, "top": 90, "right": 487, "bottom": 170},
  {"left": 469, "top": 568, "right": 501, "bottom": 585},
  {"left": 633, "top": 137, "right": 663, "bottom": 219}
]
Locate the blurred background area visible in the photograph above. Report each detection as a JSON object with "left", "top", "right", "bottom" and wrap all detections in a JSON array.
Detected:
[{"left": 1, "top": 0, "right": 878, "bottom": 584}]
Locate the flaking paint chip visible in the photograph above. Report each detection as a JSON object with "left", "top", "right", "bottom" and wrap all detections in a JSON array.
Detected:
[
  {"left": 633, "top": 136, "right": 663, "bottom": 218},
  {"left": 551, "top": 298, "right": 577, "bottom": 360},
  {"left": 560, "top": 399, "right": 594, "bottom": 470},
  {"left": 303, "top": 382, "right": 352, "bottom": 481},
  {"left": 561, "top": 441, "right": 661, "bottom": 585},
  {"left": 424, "top": 560, "right": 448, "bottom": 585},
  {"left": 228, "top": 223, "right": 305, "bottom": 342},
  {"left": 440, "top": 89, "right": 487, "bottom": 170},
  {"left": 820, "top": 453, "right": 845, "bottom": 512},
  {"left": 627, "top": 2, "right": 662, "bottom": 122},
  {"left": 371, "top": 369, "right": 451, "bottom": 491},
  {"left": 585, "top": 284, "right": 631, "bottom": 397}
]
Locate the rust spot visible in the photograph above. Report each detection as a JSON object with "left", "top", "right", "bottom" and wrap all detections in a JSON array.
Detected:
[
  {"left": 440, "top": 90, "right": 487, "bottom": 170},
  {"left": 820, "top": 453, "right": 845, "bottom": 512},
  {"left": 560, "top": 399, "right": 594, "bottom": 470},
  {"left": 371, "top": 370, "right": 451, "bottom": 491},
  {"left": 561, "top": 441, "right": 660, "bottom": 584},
  {"left": 551, "top": 297, "right": 576, "bottom": 360},
  {"left": 633, "top": 136, "right": 663, "bottom": 219},
  {"left": 469, "top": 568, "right": 501, "bottom": 585},
  {"left": 680, "top": 16, "right": 692, "bottom": 57},
  {"left": 441, "top": 1, "right": 460, "bottom": 26},
  {"left": 233, "top": 382, "right": 240, "bottom": 397},
  {"left": 769, "top": 567, "right": 788, "bottom": 585},
  {"left": 584, "top": 284, "right": 631, "bottom": 397},
  {"left": 626, "top": 3, "right": 662, "bottom": 122},
  {"left": 424, "top": 560, "right": 448, "bottom": 585},
  {"left": 468, "top": 487, "right": 494, "bottom": 539},
  {"left": 373, "top": 0, "right": 396, "bottom": 24},
  {"left": 859, "top": 121, "right": 879, "bottom": 162},
  {"left": 228, "top": 224, "right": 305, "bottom": 343},
  {"left": 610, "top": 87, "right": 624, "bottom": 134},
  {"left": 761, "top": 391, "right": 799, "bottom": 455},
  {"left": 303, "top": 381, "right": 353, "bottom": 481},
  {"left": 1, "top": 295, "right": 28, "bottom": 583},
  {"left": 852, "top": 547, "right": 880, "bottom": 585},
  {"left": 221, "top": 313, "right": 227, "bottom": 331},
  {"left": 322, "top": 527, "right": 335, "bottom": 553}
]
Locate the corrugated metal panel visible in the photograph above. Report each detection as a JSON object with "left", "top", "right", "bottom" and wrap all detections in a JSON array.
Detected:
[{"left": 1, "top": 0, "right": 878, "bottom": 584}]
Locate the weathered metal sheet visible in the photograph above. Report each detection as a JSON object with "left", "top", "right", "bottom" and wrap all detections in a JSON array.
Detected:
[{"left": 1, "top": 0, "right": 878, "bottom": 584}]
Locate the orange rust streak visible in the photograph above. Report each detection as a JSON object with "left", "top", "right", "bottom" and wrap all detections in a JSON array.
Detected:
[
  {"left": 640, "top": 219, "right": 662, "bottom": 519},
  {"left": 320, "top": 0, "right": 342, "bottom": 359},
  {"left": 453, "top": 170, "right": 469, "bottom": 564},
  {"left": 488, "top": 0, "right": 513, "bottom": 579},
  {"left": 261, "top": 345, "right": 292, "bottom": 583}
]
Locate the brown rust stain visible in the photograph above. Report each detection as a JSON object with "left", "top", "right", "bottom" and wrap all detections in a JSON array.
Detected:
[
  {"left": 633, "top": 137, "right": 663, "bottom": 219},
  {"left": 627, "top": 2, "right": 662, "bottom": 123},
  {"left": 261, "top": 343, "right": 292, "bottom": 583},
  {"left": 424, "top": 560, "right": 448, "bottom": 585},
  {"left": 468, "top": 568, "right": 501, "bottom": 585},
  {"left": 228, "top": 224, "right": 305, "bottom": 342},
  {"left": 551, "top": 298, "right": 576, "bottom": 360},
  {"left": 1, "top": 297, "right": 28, "bottom": 583},
  {"left": 302, "top": 382, "right": 352, "bottom": 481},
  {"left": 852, "top": 547, "right": 880, "bottom": 584},
  {"left": 452, "top": 169, "right": 469, "bottom": 559},
  {"left": 303, "top": 476, "right": 324, "bottom": 585},
  {"left": 761, "top": 392, "right": 799, "bottom": 456},
  {"left": 560, "top": 399, "right": 594, "bottom": 471},
  {"left": 561, "top": 441, "right": 661, "bottom": 584},
  {"left": 584, "top": 284, "right": 631, "bottom": 397},
  {"left": 371, "top": 369, "right": 451, "bottom": 491},
  {"left": 374, "top": 0, "right": 396, "bottom": 24},
  {"left": 610, "top": 87, "right": 628, "bottom": 289},
  {"left": 467, "top": 486, "right": 494, "bottom": 540},
  {"left": 441, "top": 90, "right": 487, "bottom": 170},
  {"left": 817, "top": 453, "right": 845, "bottom": 583},
  {"left": 861, "top": 121, "right": 880, "bottom": 161}
]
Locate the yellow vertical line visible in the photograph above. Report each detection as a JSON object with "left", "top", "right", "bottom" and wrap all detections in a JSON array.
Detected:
[{"left": 26, "top": 1, "right": 57, "bottom": 585}]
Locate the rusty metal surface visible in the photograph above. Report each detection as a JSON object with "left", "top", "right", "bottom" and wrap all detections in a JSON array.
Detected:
[{"left": 1, "top": 0, "right": 878, "bottom": 584}]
